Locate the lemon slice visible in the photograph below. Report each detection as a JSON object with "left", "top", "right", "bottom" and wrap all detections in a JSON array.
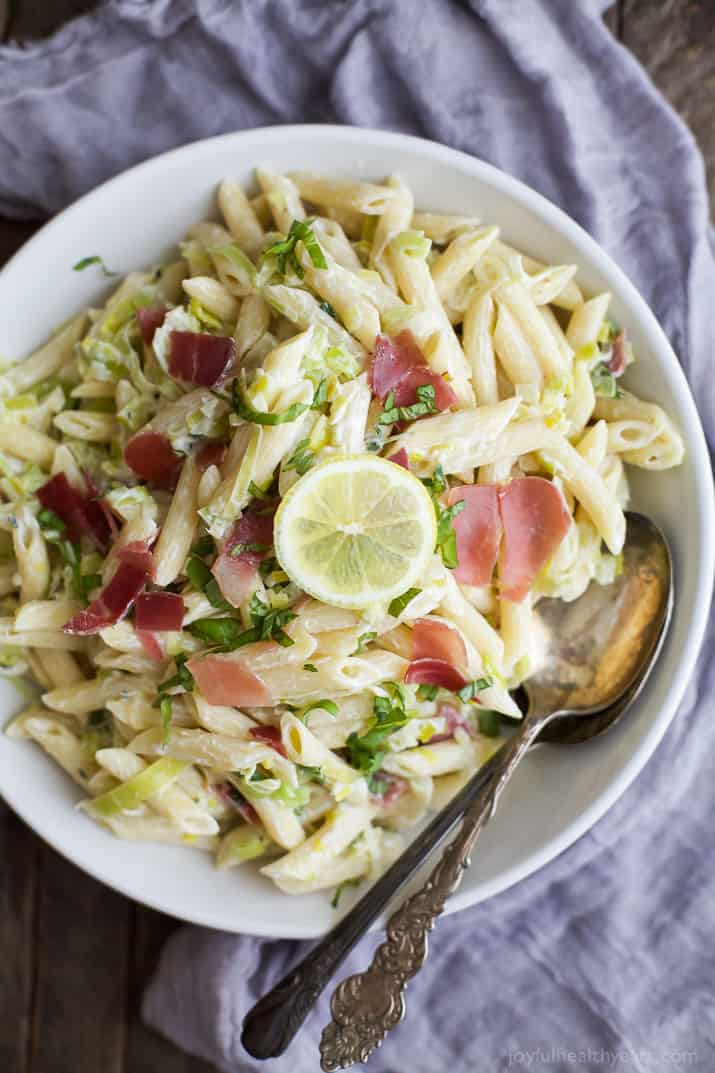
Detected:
[{"left": 274, "top": 455, "right": 437, "bottom": 610}]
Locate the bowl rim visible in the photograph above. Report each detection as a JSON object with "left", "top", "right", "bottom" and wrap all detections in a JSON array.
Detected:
[{"left": 1, "top": 123, "right": 713, "bottom": 936}]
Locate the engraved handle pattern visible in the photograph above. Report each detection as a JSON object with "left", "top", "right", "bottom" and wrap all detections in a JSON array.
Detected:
[{"left": 319, "top": 715, "right": 545, "bottom": 1071}]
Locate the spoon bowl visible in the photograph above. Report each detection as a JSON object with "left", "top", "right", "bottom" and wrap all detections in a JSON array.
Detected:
[{"left": 532, "top": 511, "right": 672, "bottom": 741}]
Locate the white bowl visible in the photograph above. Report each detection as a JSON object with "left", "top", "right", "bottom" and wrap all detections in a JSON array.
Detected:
[{"left": 0, "top": 126, "right": 712, "bottom": 938}]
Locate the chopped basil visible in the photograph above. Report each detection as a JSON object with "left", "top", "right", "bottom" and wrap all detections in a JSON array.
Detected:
[
  {"left": 157, "top": 655, "right": 195, "bottom": 698},
  {"left": 285, "top": 438, "right": 316, "bottom": 476},
  {"left": 353, "top": 630, "right": 377, "bottom": 654},
  {"left": 456, "top": 677, "right": 493, "bottom": 703},
  {"left": 37, "top": 508, "right": 66, "bottom": 535},
  {"left": 263, "top": 219, "right": 328, "bottom": 279},
  {"left": 188, "top": 617, "right": 260, "bottom": 648},
  {"left": 248, "top": 593, "right": 297, "bottom": 646},
  {"left": 388, "top": 587, "right": 421, "bottom": 618},
  {"left": 160, "top": 696, "right": 173, "bottom": 746},
  {"left": 191, "top": 534, "right": 215, "bottom": 557},
  {"left": 302, "top": 699, "right": 339, "bottom": 721},
  {"left": 229, "top": 542, "right": 269, "bottom": 558},
  {"left": 298, "top": 764, "right": 325, "bottom": 783},
  {"left": 37, "top": 515, "right": 97, "bottom": 602},
  {"left": 311, "top": 378, "right": 329, "bottom": 411},
  {"left": 346, "top": 683, "right": 410, "bottom": 778},
  {"left": 258, "top": 555, "right": 279, "bottom": 579},
  {"left": 377, "top": 383, "right": 438, "bottom": 427},
  {"left": 421, "top": 465, "right": 465, "bottom": 570},
  {"left": 303, "top": 663, "right": 318, "bottom": 673},
  {"left": 319, "top": 300, "right": 338, "bottom": 319},
  {"left": 331, "top": 878, "right": 361, "bottom": 909},
  {"left": 478, "top": 709, "right": 501, "bottom": 737},
  {"left": 73, "top": 255, "right": 117, "bottom": 277},
  {"left": 416, "top": 684, "right": 439, "bottom": 702},
  {"left": 248, "top": 480, "right": 273, "bottom": 501},
  {"left": 185, "top": 554, "right": 231, "bottom": 611},
  {"left": 78, "top": 572, "right": 102, "bottom": 597},
  {"left": 233, "top": 379, "right": 309, "bottom": 426},
  {"left": 435, "top": 499, "right": 465, "bottom": 569}
]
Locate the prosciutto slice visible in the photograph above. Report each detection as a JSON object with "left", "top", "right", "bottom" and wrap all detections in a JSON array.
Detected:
[
  {"left": 63, "top": 563, "right": 148, "bottom": 635},
  {"left": 136, "top": 306, "right": 167, "bottom": 344},
  {"left": 37, "top": 472, "right": 111, "bottom": 548},
  {"left": 168, "top": 332, "right": 235, "bottom": 388},
  {"left": 211, "top": 509, "right": 275, "bottom": 608},
  {"left": 388, "top": 448, "right": 410, "bottom": 470},
  {"left": 404, "top": 657, "right": 468, "bottom": 692},
  {"left": 118, "top": 540, "right": 156, "bottom": 579},
  {"left": 124, "top": 429, "right": 183, "bottom": 489},
  {"left": 446, "top": 484, "right": 502, "bottom": 586},
  {"left": 125, "top": 387, "right": 220, "bottom": 488},
  {"left": 369, "top": 330, "right": 456, "bottom": 410},
  {"left": 186, "top": 654, "right": 273, "bottom": 708},
  {"left": 498, "top": 477, "right": 571, "bottom": 601},
  {"left": 136, "top": 630, "right": 165, "bottom": 663},
  {"left": 608, "top": 331, "right": 628, "bottom": 376},
  {"left": 412, "top": 618, "right": 468, "bottom": 677},
  {"left": 427, "top": 702, "right": 474, "bottom": 743},
  {"left": 249, "top": 725, "right": 287, "bottom": 757},
  {"left": 391, "top": 365, "right": 457, "bottom": 411},
  {"left": 134, "top": 592, "right": 185, "bottom": 632},
  {"left": 196, "top": 441, "right": 227, "bottom": 473}
]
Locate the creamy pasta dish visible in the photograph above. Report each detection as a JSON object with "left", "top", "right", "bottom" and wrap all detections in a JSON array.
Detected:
[{"left": 1, "top": 169, "right": 683, "bottom": 898}]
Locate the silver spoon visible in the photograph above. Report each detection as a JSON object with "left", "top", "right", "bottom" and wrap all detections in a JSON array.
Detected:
[{"left": 242, "top": 511, "right": 672, "bottom": 1069}]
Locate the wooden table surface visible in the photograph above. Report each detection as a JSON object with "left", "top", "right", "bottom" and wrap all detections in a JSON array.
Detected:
[{"left": 1, "top": 2, "right": 713, "bottom": 1071}]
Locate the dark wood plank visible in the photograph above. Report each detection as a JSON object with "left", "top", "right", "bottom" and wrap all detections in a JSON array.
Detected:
[
  {"left": 603, "top": 1, "right": 623, "bottom": 38},
  {"left": 125, "top": 907, "right": 218, "bottom": 1073},
  {"left": 5, "top": 0, "right": 98, "bottom": 40},
  {"left": 27, "top": 846, "right": 131, "bottom": 1073},
  {"left": 0, "top": 799, "right": 40, "bottom": 1073},
  {"left": 623, "top": 0, "right": 715, "bottom": 211}
]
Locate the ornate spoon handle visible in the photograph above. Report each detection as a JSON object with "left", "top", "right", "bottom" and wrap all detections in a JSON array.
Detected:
[
  {"left": 241, "top": 747, "right": 506, "bottom": 1060},
  {"left": 319, "top": 711, "right": 545, "bottom": 1071}
]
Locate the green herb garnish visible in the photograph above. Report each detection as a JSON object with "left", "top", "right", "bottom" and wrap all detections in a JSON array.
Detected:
[
  {"left": 248, "top": 480, "right": 273, "bottom": 501},
  {"left": 378, "top": 383, "right": 438, "bottom": 427},
  {"left": 311, "top": 378, "right": 329, "bottom": 411},
  {"left": 456, "top": 677, "right": 493, "bottom": 703},
  {"left": 346, "top": 683, "right": 410, "bottom": 779},
  {"left": 37, "top": 508, "right": 66, "bottom": 534},
  {"left": 185, "top": 554, "right": 231, "bottom": 611},
  {"left": 156, "top": 655, "right": 195, "bottom": 698},
  {"left": 301, "top": 699, "right": 339, "bottom": 721},
  {"left": 263, "top": 219, "right": 328, "bottom": 279},
  {"left": 285, "top": 438, "right": 316, "bottom": 476},
  {"left": 160, "top": 696, "right": 173, "bottom": 746},
  {"left": 232, "top": 379, "right": 309, "bottom": 426},
  {"left": 477, "top": 709, "right": 501, "bottom": 737},
  {"left": 73, "top": 255, "right": 117, "bottom": 277},
  {"left": 416, "top": 684, "right": 439, "bottom": 702},
  {"left": 353, "top": 631, "right": 377, "bottom": 654},
  {"left": 191, "top": 534, "right": 215, "bottom": 557},
  {"left": 331, "top": 878, "right": 361, "bottom": 909},
  {"left": 421, "top": 465, "right": 465, "bottom": 570},
  {"left": 388, "top": 588, "right": 421, "bottom": 618},
  {"left": 303, "top": 663, "right": 318, "bottom": 673}
]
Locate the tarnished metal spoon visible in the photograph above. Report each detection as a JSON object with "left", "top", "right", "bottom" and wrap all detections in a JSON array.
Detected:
[{"left": 242, "top": 511, "right": 672, "bottom": 1069}]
